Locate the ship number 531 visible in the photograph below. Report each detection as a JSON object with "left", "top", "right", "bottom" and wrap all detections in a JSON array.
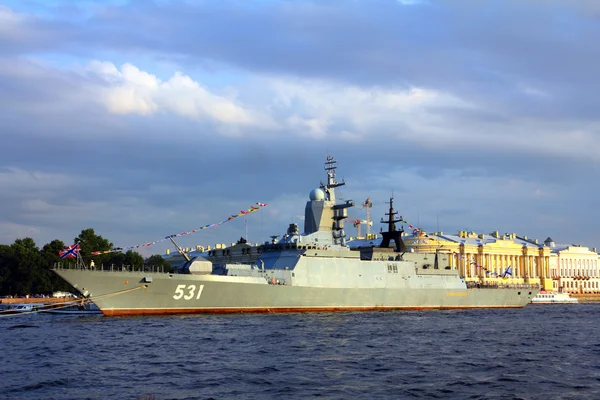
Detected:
[{"left": 173, "top": 284, "right": 205, "bottom": 300}]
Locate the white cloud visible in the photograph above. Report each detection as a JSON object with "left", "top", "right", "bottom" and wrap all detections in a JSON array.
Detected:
[
  {"left": 287, "top": 115, "right": 330, "bottom": 139},
  {"left": 264, "top": 77, "right": 600, "bottom": 161},
  {"left": 159, "top": 72, "right": 254, "bottom": 124},
  {"left": 82, "top": 61, "right": 476, "bottom": 142},
  {"left": 266, "top": 77, "right": 470, "bottom": 139},
  {"left": 86, "top": 61, "right": 258, "bottom": 125},
  {"left": 3, "top": 57, "right": 600, "bottom": 162}
]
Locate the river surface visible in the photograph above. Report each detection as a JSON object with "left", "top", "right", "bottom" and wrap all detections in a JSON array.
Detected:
[{"left": 1, "top": 304, "right": 599, "bottom": 400}]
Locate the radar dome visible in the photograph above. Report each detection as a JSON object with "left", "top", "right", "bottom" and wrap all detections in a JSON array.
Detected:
[{"left": 309, "top": 188, "right": 325, "bottom": 201}]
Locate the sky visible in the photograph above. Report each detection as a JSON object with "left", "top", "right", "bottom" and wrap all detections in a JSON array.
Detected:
[{"left": 1, "top": 0, "right": 600, "bottom": 256}]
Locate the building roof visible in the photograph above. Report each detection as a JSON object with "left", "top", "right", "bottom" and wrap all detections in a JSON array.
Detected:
[{"left": 349, "top": 230, "right": 561, "bottom": 250}]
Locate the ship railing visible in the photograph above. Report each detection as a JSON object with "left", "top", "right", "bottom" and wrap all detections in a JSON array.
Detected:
[
  {"left": 53, "top": 262, "right": 169, "bottom": 274},
  {"left": 465, "top": 281, "right": 540, "bottom": 289}
]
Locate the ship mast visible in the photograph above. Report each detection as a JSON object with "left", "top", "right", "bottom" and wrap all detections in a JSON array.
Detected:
[
  {"left": 379, "top": 196, "right": 406, "bottom": 252},
  {"left": 322, "top": 155, "right": 345, "bottom": 201},
  {"left": 322, "top": 156, "right": 353, "bottom": 246}
]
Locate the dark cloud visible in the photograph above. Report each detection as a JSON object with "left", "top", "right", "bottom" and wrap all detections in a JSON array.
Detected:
[{"left": 67, "top": 1, "right": 599, "bottom": 109}]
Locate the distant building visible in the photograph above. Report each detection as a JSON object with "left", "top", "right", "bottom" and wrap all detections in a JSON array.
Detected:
[
  {"left": 546, "top": 240, "right": 599, "bottom": 294},
  {"left": 398, "top": 230, "right": 599, "bottom": 293}
]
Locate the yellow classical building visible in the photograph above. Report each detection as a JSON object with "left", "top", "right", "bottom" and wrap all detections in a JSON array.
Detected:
[{"left": 402, "top": 231, "right": 600, "bottom": 293}]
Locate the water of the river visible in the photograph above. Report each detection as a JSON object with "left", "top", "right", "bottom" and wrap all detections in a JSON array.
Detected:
[{"left": 1, "top": 304, "right": 599, "bottom": 399}]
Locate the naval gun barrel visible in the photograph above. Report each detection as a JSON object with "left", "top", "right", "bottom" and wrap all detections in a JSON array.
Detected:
[{"left": 169, "top": 237, "right": 191, "bottom": 262}]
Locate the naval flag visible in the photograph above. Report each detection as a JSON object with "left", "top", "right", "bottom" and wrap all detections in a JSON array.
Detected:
[
  {"left": 501, "top": 266, "right": 513, "bottom": 279},
  {"left": 59, "top": 243, "right": 80, "bottom": 259}
]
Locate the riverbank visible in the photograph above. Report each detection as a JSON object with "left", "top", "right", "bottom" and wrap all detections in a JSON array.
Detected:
[{"left": 571, "top": 294, "right": 600, "bottom": 302}]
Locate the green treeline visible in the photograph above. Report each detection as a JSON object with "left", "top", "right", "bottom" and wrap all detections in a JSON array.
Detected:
[{"left": 0, "top": 228, "right": 172, "bottom": 297}]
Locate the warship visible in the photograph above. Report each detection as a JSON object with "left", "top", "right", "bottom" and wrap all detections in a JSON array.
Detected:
[{"left": 53, "top": 156, "right": 539, "bottom": 316}]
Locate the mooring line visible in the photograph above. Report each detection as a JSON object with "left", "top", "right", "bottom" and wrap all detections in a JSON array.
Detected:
[{"left": 0, "top": 285, "right": 146, "bottom": 318}]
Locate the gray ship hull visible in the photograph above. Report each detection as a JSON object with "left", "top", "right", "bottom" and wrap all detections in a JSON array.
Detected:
[{"left": 54, "top": 269, "right": 537, "bottom": 316}]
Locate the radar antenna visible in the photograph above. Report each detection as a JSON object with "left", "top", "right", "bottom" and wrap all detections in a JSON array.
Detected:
[{"left": 322, "top": 156, "right": 345, "bottom": 198}]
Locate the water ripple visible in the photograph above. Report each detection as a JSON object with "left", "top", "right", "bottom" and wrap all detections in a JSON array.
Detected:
[{"left": 1, "top": 305, "right": 600, "bottom": 399}]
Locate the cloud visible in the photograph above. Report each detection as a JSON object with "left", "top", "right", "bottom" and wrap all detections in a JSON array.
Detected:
[
  {"left": 0, "top": 6, "right": 20, "bottom": 32},
  {"left": 1, "top": 1, "right": 600, "bottom": 252},
  {"left": 2, "top": 56, "right": 600, "bottom": 165},
  {"left": 0, "top": 5, "right": 70, "bottom": 55},
  {"left": 85, "top": 61, "right": 259, "bottom": 126},
  {"left": 0, "top": 221, "right": 41, "bottom": 244},
  {"left": 267, "top": 77, "right": 471, "bottom": 140},
  {"left": 0, "top": 6, "right": 30, "bottom": 41}
]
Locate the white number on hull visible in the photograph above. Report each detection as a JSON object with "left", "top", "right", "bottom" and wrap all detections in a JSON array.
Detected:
[
  {"left": 173, "top": 284, "right": 205, "bottom": 300},
  {"left": 184, "top": 285, "right": 196, "bottom": 300}
]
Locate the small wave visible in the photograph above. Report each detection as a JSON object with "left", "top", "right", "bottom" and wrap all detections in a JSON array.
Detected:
[
  {"left": 136, "top": 394, "right": 158, "bottom": 400},
  {"left": 497, "top": 376, "right": 523, "bottom": 383},
  {"left": 8, "top": 324, "right": 38, "bottom": 329},
  {"left": 3, "top": 306, "right": 600, "bottom": 399},
  {"left": 12, "top": 378, "right": 68, "bottom": 392},
  {"left": 242, "top": 377, "right": 274, "bottom": 385},
  {"left": 258, "top": 366, "right": 280, "bottom": 373}
]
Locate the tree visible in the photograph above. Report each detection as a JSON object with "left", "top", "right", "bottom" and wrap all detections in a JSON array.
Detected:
[
  {"left": 146, "top": 254, "right": 173, "bottom": 273},
  {"left": 40, "top": 239, "right": 66, "bottom": 265},
  {"left": 0, "top": 244, "right": 15, "bottom": 295},
  {"left": 99, "top": 250, "right": 143, "bottom": 270},
  {"left": 122, "top": 250, "right": 144, "bottom": 270},
  {"left": 40, "top": 239, "right": 73, "bottom": 293},
  {"left": 9, "top": 238, "right": 43, "bottom": 296},
  {"left": 74, "top": 228, "right": 113, "bottom": 268},
  {"left": 0, "top": 229, "right": 172, "bottom": 296}
]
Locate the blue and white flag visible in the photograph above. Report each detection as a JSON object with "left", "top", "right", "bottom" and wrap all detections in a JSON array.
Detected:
[{"left": 501, "top": 266, "right": 513, "bottom": 278}]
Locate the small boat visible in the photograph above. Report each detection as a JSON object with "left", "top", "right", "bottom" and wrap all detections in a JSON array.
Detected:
[
  {"left": 531, "top": 291, "right": 578, "bottom": 304},
  {"left": 2, "top": 304, "right": 38, "bottom": 313}
]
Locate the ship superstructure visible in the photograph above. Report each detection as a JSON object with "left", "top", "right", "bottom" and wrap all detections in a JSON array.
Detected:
[{"left": 53, "top": 156, "right": 539, "bottom": 316}]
